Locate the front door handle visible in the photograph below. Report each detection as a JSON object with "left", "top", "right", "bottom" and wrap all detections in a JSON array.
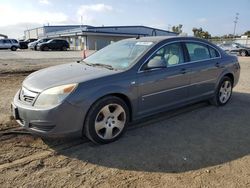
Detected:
[{"left": 180, "top": 68, "right": 187, "bottom": 74}]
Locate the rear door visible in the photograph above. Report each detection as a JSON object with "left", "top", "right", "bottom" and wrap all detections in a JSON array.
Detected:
[
  {"left": 49, "top": 40, "right": 57, "bottom": 49},
  {"left": 137, "top": 42, "right": 191, "bottom": 116},
  {"left": 184, "top": 42, "right": 223, "bottom": 99}
]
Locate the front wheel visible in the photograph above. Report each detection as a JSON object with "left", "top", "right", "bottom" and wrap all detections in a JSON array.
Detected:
[
  {"left": 210, "top": 76, "right": 233, "bottom": 106},
  {"left": 84, "top": 96, "right": 129, "bottom": 144},
  {"left": 11, "top": 46, "right": 17, "bottom": 51}
]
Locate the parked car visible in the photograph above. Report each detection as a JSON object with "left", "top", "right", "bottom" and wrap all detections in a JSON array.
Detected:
[
  {"left": 218, "top": 42, "right": 250, "bottom": 56},
  {"left": 28, "top": 38, "right": 52, "bottom": 50},
  {"left": 19, "top": 38, "right": 37, "bottom": 49},
  {"left": 12, "top": 36, "right": 240, "bottom": 144},
  {"left": 0, "top": 39, "right": 20, "bottom": 51},
  {"left": 37, "top": 39, "right": 69, "bottom": 51}
]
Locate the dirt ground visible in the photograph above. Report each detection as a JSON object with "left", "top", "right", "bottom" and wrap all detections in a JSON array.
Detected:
[{"left": 0, "top": 56, "right": 250, "bottom": 188}]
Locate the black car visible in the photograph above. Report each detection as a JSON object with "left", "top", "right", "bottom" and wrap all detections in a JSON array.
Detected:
[
  {"left": 37, "top": 39, "right": 70, "bottom": 51},
  {"left": 19, "top": 38, "right": 37, "bottom": 49}
]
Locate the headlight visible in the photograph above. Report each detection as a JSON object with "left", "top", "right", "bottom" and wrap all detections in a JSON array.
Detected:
[{"left": 34, "top": 83, "right": 78, "bottom": 108}]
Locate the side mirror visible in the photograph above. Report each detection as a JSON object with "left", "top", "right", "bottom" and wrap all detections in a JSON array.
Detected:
[
  {"left": 145, "top": 58, "right": 166, "bottom": 70},
  {"left": 232, "top": 44, "right": 239, "bottom": 48}
]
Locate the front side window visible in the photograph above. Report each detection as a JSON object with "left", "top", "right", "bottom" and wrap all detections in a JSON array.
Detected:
[
  {"left": 186, "top": 42, "right": 210, "bottom": 61},
  {"left": 11, "top": 39, "right": 18, "bottom": 43},
  {"left": 147, "top": 43, "right": 184, "bottom": 67}
]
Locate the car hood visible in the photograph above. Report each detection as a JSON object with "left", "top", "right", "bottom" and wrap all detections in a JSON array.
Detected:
[{"left": 23, "top": 63, "right": 118, "bottom": 92}]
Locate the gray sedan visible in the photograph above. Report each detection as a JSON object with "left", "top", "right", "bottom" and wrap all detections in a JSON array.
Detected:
[
  {"left": 12, "top": 36, "right": 240, "bottom": 144},
  {"left": 218, "top": 42, "right": 250, "bottom": 56}
]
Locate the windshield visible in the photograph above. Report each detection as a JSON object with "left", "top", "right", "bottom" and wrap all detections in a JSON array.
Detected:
[
  {"left": 83, "top": 40, "right": 154, "bottom": 70},
  {"left": 235, "top": 43, "right": 246, "bottom": 48}
]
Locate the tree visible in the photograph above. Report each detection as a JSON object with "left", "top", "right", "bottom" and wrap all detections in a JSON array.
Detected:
[
  {"left": 244, "top": 31, "right": 250, "bottom": 36},
  {"left": 172, "top": 24, "right": 183, "bottom": 34},
  {"left": 192, "top": 27, "right": 211, "bottom": 39}
]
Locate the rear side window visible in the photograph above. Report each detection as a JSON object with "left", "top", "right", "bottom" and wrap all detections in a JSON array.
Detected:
[
  {"left": 3, "top": 39, "right": 11, "bottom": 44},
  {"left": 209, "top": 47, "right": 220, "bottom": 58},
  {"left": 185, "top": 42, "right": 210, "bottom": 61}
]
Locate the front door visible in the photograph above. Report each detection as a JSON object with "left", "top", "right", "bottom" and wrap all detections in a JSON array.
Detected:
[{"left": 137, "top": 42, "right": 190, "bottom": 116}]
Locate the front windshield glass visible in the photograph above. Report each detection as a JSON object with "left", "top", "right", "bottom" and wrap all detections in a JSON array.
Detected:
[
  {"left": 83, "top": 40, "right": 154, "bottom": 70},
  {"left": 235, "top": 43, "right": 246, "bottom": 48}
]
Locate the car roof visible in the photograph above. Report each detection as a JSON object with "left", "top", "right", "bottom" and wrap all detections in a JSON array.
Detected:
[{"left": 125, "top": 36, "right": 209, "bottom": 43}]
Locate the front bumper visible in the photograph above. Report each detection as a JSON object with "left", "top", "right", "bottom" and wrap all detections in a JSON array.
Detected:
[{"left": 12, "top": 91, "right": 85, "bottom": 137}]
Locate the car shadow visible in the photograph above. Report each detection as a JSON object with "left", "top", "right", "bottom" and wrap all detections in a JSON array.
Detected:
[{"left": 45, "top": 91, "right": 250, "bottom": 173}]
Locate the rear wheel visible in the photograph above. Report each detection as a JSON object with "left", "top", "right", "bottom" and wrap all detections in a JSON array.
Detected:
[
  {"left": 84, "top": 96, "right": 129, "bottom": 144},
  {"left": 210, "top": 76, "right": 233, "bottom": 106},
  {"left": 61, "top": 46, "right": 67, "bottom": 51},
  {"left": 240, "top": 50, "right": 248, "bottom": 57},
  {"left": 10, "top": 46, "right": 17, "bottom": 51}
]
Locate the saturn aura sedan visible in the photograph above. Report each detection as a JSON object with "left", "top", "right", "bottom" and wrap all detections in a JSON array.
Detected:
[{"left": 12, "top": 36, "right": 240, "bottom": 144}]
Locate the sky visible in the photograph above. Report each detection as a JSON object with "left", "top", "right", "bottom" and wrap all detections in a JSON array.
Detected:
[{"left": 0, "top": 0, "right": 249, "bottom": 39}]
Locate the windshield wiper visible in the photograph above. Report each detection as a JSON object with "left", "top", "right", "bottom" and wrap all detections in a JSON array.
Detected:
[
  {"left": 79, "top": 60, "right": 94, "bottom": 67},
  {"left": 79, "top": 60, "right": 116, "bottom": 70},
  {"left": 91, "top": 63, "right": 115, "bottom": 70}
]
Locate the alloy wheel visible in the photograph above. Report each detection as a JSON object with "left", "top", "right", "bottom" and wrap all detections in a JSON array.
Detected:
[
  {"left": 219, "top": 80, "right": 232, "bottom": 104},
  {"left": 95, "top": 104, "right": 126, "bottom": 140}
]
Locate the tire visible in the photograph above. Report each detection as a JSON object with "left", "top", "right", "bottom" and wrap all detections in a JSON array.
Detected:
[
  {"left": 42, "top": 46, "right": 49, "bottom": 51},
  {"left": 84, "top": 96, "right": 129, "bottom": 144},
  {"left": 240, "top": 50, "right": 248, "bottom": 57},
  {"left": 210, "top": 76, "right": 233, "bottom": 106},
  {"left": 61, "top": 46, "right": 67, "bottom": 51},
  {"left": 10, "top": 46, "right": 17, "bottom": 51}
]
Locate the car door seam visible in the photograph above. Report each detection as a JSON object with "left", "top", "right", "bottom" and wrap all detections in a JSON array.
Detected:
[{"left": 142, "top": 78, "right": 216, "bottom": 98}]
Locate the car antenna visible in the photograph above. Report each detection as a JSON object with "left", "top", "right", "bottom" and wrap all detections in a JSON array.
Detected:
[{"left": 136, "top": 35, "right": 140, "bottom": 39}]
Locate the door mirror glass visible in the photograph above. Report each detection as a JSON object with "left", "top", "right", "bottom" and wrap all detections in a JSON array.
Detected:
[{"left": 146, "top": 59, "right": 166, "bottom": 70}]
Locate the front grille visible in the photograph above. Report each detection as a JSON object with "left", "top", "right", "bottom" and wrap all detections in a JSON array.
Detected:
[{"left": 19, "top": 87, "right": 38, "bottom": 104}]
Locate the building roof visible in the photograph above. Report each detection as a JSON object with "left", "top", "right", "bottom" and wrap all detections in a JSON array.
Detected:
[{"left": 43, "top": 25, "right": 177, "bottom": 38}]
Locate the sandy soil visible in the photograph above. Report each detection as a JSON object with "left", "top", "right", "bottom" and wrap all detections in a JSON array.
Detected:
[{"left": 0, "top": 57, "right": 250, "bottom": 187}]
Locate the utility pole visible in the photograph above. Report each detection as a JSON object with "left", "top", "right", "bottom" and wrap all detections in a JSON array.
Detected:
[
  {"left": 233, "top": 13, "right": 239, "bottom": 37},
  {"left": 80, "top": 16, "right": 83, "bottom": 28}
]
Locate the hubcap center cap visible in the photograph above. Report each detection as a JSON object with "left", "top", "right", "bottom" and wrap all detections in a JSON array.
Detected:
[{"left": 107, "top": 117, "right": 115, "bottom": 126}]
